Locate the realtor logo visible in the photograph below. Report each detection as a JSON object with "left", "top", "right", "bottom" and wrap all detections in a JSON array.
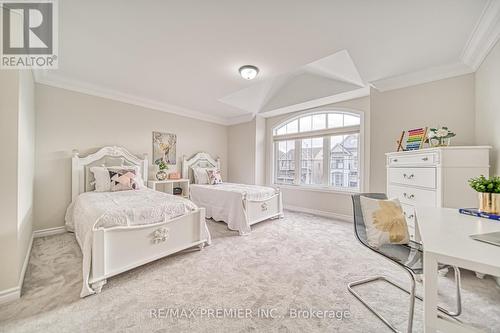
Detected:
[{"left": 1, "top": 0, "right": 58, "bottom": 69}]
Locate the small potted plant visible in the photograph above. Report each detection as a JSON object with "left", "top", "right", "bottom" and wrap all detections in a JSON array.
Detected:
[
  {"left": 154, "top": 159, "right": 169, "bottom": 181},
  {"left": 428, "top": 126, "right": 456, "bottom": 147},
  {"left": 468, "top": 175, "right": 500, "bottom": 214}
]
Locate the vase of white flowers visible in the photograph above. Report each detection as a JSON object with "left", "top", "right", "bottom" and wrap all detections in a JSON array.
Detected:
[
  {"left": 155, "top": 159, "right": 169, "bottom": 180},
  {"left": 428, "top": 126, "right": 456, "bottom": 147}
]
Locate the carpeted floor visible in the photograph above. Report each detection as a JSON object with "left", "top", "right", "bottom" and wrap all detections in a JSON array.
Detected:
[{"left": 1, "top": 211, "right": 499, "bottom": 332}]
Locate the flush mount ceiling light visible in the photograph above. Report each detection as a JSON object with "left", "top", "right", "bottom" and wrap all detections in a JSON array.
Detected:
[{"left": 239, "top": 65, "right": 259, "bottom": 80}]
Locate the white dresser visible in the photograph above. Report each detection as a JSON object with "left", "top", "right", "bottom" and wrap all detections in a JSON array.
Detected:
[{"left": 386, "top": 146, "right": 490, "bottom": 242}]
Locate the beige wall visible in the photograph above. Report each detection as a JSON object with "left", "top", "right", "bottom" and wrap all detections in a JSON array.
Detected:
[
  {"left": 34, "top": 84, "right": 228, "bottom": 230},
  {"left": 475, "top": 40, "right": 500, "bottom": 176},
  {"left": 265, "top": 97, "right": 370, "bottom": 219},
  {"left": 370, "top": 74, "right": 476, "bottom": 192},
  {"left": 227, "top": 115, "right": 267, "bottom": 185},
  {"left": 17, "top": 71, "right": 35, "bottom": 274},
  {"left": 254, "top": 115, "right": 266, "bottom": 185},
  {"left": 0, "top": 71, "right": 20, "bottom": 292},
  {"left": 228, "top": 120, "right": 256, "bottom": 184},
  {"left": 0, "top": 70, "right": 35, "bottom": 295}
]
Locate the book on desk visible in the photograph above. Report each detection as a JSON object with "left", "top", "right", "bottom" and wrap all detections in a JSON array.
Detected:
[{"left": 459, "top": 208, "right": 500, "bottom": 221}]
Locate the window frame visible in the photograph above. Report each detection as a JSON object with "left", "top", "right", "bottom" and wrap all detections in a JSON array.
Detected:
[{"left": 272, "top": 109, "right": 365, "bottom": 193}]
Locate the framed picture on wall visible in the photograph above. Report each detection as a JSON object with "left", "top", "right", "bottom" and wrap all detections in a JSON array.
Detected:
[{"left": 153, "top": 132, "right": 177, "bottom": 165}]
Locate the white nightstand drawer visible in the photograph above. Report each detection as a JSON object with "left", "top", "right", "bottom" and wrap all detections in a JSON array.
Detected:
[
  {"left": 388, "top": 184, "right": 437, "bottom": 206},
  {"left": 387, "top": 153, "right": 437, "bottom": 166},
  {"left": 388, "top": 167, "right": 436, "bottom": 189}
]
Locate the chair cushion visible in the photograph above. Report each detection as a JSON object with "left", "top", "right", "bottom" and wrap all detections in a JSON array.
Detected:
[{"left": 360, "top": 196, "right": 410, "bottom": 248}]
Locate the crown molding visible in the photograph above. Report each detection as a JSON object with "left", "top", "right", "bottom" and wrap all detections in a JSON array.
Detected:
[
  {"left": 461, "top": 0, "right": 500, "bottom": 70},
  {"left": 370, "top": 62, "right": 474, "bottom": 92},
  {"left": 225, "top": 113, "right": 256, "bottom": 126},
  {"left": 258, "top": 86, "right": 370, "bottom": 118},
  {"left": 33, "top": 71, "right": 230, "bottom": 125},
  {"left": 371, "top": 0, "right": 499, "bottom": 92}
]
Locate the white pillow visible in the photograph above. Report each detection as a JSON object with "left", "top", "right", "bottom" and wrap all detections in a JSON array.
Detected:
[
  {"left": 90, "top": 166, "right": 111, "bottom": 192},
  {"left": 359, "top": 196, "right": 410, "bottom": 248},
  {"left": 193, "top": 167, "right": 214, "bottom": 184}
]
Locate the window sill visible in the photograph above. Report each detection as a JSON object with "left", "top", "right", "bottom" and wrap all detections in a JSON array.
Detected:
[{"left": 273, "top": 184, "right": 360, "bottom": 195}]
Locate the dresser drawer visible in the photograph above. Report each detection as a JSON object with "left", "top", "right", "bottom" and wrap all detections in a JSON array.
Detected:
[
  {"left": 401, "top": 204, "right": 416, "bottom": 229},
  {"left": 388, "top": 167, "right": 436, "bottom": 189},
  {"left": 387, "top": 152, "right": 437, "bottom": 166},
  {"left": 388, "top": 184, "right": 437, "bottom": 206},
  {"left": 408, "top": 226, "right": 416, "bottom": 242}
]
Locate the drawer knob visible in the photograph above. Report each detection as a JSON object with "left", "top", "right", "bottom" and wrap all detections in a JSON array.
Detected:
[
  {"left": 404, "top": 211, "right": 415, "bottom": 219},
  {"left": 393, "top": 159, "right": 398, "bottom": 162},
  {"left": 261, "top": 202, "right": 268, "bottom": 211},
  {"left": 403, "top": 173, "right": 415, "bottom": 179},
  {"left": 422, "top": 157, "right": 429, "bottom": 161},
  {"left": 403, "top": 192, "right": 415, "bottom": 200},
  {"left": 153, "top": 227, "right": 169, "bottom": 243}
]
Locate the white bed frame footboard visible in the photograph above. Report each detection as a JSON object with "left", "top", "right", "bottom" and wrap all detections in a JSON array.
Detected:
[
  {"left": 90, "top": 208, "right": 209, "bottom": 289},
  {"left": 244, "top": 191, "right": 283, "bottom": 226},
  {"left": 72, "top": 146, "right": 210, "bottom": 294}
]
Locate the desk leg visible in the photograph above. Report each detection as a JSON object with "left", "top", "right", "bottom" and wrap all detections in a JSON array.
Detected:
[{"left": 423, "top": 251, "right": 439, "bottom": 333}]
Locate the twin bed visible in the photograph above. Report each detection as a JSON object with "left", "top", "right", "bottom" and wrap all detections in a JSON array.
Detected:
[
  {"left": 183, "top": 152, "right": 283, "bottom": 235},
  {"left": 65, "top": 147, "right": 282, "bottom": 297}
]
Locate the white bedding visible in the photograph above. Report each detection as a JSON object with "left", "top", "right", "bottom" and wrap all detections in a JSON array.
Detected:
[
  {"left": 190, "top": 183, "right": 278, "bottom": 235},
  {"left": 65, "top": 188, "right": 203, "bottom": 297}
]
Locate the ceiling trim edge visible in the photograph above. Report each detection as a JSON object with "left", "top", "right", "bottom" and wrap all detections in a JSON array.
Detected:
[
  {"left": 258, "top": 86, "right": 370, "bottom": 119},
  {"left": 33, "top": 71, "right": 230, "bottom": 126},
  {"left": 461, "top": 0, "right": 500, "bottom": 70},
  {"left": 370, "top": 62, "right": 474, "bottom": 92}
]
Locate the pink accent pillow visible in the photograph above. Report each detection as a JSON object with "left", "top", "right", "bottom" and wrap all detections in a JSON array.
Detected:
[
  {"left": 109, "top": 168, "right": 140, "bottom": 191},
  {"left": 206, "top": 169, "right": 223, "bottom": 185}
]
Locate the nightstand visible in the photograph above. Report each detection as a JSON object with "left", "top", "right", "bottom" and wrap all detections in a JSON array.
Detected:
[{"left": 147, "top": 179, "right": 190, "bottom": 198}]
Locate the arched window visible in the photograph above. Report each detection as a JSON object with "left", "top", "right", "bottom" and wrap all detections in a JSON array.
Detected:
[{"left": 273, "top": 111, "right": 361, "bottom": 191}]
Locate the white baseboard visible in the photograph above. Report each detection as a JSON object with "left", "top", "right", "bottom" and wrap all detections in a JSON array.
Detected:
[
  {"left": 284, "top": 205, "right": 353, "bottom": 222},
  {"left": 19, "top": 234, "right": 34, "bottom": 288},
  {"left": 0, "top": 286, "right": 21, "bottom": 305},
  {"left": 0, "top": 225, "right": 66, "bottom": 305},
  {"left": 33, "top": 226, "right": 67, "bottom": 238},
  {"left": 0, "top": 233, "right": 34, "bottom": 305}
]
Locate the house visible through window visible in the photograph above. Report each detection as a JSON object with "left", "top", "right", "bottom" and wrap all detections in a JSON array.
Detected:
[{"left": 273, "top": 111, "right": 361, "bottom": 191}]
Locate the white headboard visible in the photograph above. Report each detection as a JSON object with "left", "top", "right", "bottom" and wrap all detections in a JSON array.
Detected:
[
  {"left": 71, "top": 146, "right": 148, "bottom": 201},
  {"left": 182, "top": 152, "right": 220, "bottom": 183}
]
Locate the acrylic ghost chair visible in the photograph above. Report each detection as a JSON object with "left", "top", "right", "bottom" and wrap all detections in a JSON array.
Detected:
[{"left": 348, "top": 193, "right": 462, "bottom": 333}]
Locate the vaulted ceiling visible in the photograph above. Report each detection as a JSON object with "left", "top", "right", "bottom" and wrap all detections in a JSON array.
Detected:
[{"left": 35, "top": 0, "right": 499, "bottom": 125}]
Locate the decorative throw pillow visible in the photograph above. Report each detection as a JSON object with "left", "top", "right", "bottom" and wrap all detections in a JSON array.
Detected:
[
  {"left": 359, "top": 196, "right": 410, "bottom": 248},
  {"left": 108, "top": 167, "right": 140, "bottom": 191},
  {"left": 207, "top": 169, "right": 223, "bottom": 185},
  {"left": 90, "top": 166, "right": 112, "bottom": 192},
  {"left": 193, "top": 167, "right": 213, "bottom": 184}
]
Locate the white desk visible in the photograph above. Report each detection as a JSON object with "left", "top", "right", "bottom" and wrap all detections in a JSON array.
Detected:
[{"left": 416, "top": 207, "right": 500, "bottom": 333}]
